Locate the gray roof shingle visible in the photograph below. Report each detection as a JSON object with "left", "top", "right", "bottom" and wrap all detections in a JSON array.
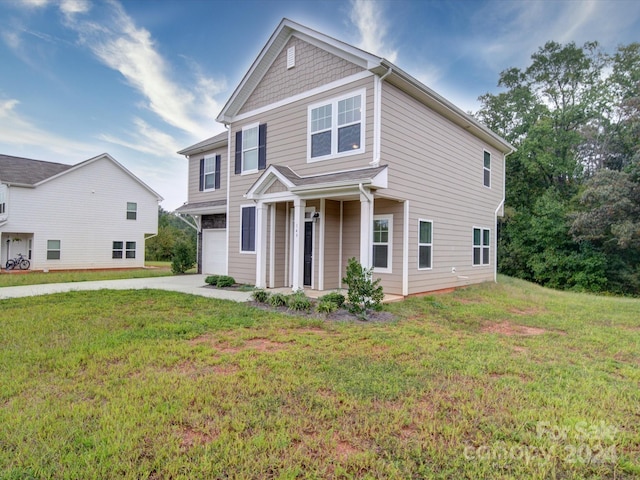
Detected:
[{"left": 0, "top": 154, "right": 72, "bottom": 186}]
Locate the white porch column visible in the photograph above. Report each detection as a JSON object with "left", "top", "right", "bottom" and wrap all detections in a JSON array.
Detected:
[
  {"left": 359, "top": 189, "right": 373, "bottom": 268},
  {"left": 291, "top": 197, "right": 306, "bottom": 291},
  {"left": 255, "top": 201, "right": 268, "bottom": 288}
]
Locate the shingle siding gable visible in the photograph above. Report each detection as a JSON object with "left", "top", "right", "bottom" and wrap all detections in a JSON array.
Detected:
[{"left": 238, "top": 36, "right": 365, "bottom": 115}]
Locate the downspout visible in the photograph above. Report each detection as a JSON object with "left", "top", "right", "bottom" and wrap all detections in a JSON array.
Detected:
[
  {"left": 225, "top": 123, "right": 231, "bottom": 276},
  {"left": 371, "top": 67, "right": 393, "bottom": 167},
  {"left": 358, "top": 182, "right": 372, "bottom": 203},
  {"left": 494, "top": 148, "right": 514, "bottom": 283}
]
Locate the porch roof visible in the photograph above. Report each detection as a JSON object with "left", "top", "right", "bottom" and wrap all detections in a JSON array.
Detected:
[
  {"left": 174, "top": 199, "right": 226, "bottom": 215},
  {"left": 246, "top": 164, "right": 388, "bottom": 199}
]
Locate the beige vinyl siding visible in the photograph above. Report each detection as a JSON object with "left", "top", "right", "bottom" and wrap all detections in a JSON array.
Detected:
[
  {"left": 373, "top": 198, "right": 404, "bottom": 294},
  {"left": 226, "top": 76, "right": 375, "bottom": 285},
  {"left": 273, "top": 202, "right": 287, "bottom": 287},
  {"left": 340, "top": 200, "right": 360, "bottom": 286},
  {"left": 187, "top": 148, "right": 227, "bottom": 204},
  {"left": 240, "top": 36, "right": 365, "bottom": 115},
  {"left": 380, "top": 82, "right": 504, "bottom": 294},
  {"left": 323, "top": 200, "right": 341, "bottom": 289}
]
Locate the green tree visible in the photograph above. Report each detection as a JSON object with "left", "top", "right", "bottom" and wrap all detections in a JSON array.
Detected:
[{"left": 146, "top": 207, "right": 197, "bottom": 261}]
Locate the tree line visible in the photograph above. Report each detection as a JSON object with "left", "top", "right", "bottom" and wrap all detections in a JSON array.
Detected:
[
  {"left": 476, "top": 41, "right": 639, "bottom": 295},
  {"left": 146, "top": 207, "right": 196, "bottom": 263}
]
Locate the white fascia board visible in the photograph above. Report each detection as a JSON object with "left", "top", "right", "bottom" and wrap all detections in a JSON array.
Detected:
[
  {"left": 176, "top": 206, "right": 227, "bottom": 215},
  {"left": 370, "top": 167, "right": 388, "bottom": 188},
  {"left": 245, "top": 165, "right": 297, "bottom": 199}
]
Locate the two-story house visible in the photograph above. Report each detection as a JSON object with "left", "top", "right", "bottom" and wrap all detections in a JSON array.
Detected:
[
  {"left": 1, "top": 153, "right": 162, "bottom": 271},
  {"left": 176, "top": 19, "right": 514, "bottom": 296}
]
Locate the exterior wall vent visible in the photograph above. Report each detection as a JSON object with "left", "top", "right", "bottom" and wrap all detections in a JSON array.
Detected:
[{"left": 287, "top": 46, "right": 295, "bottom": 69}]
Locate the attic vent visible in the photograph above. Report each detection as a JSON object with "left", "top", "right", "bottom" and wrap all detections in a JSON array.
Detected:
[{"left": 287, "top": 46, "right": 295, "bottom": 69}]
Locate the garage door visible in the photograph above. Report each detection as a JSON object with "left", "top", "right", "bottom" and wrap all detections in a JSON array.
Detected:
[{"left": 202, "top": 229, "right": 227, "bottom": 275}]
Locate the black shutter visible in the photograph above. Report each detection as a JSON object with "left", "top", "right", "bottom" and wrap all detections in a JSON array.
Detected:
[
  {"left": 214, "top": 154, "right": 221, "bottom": 190},
  {"left": 235, "top": 131, "right": 242, "bottom": 174},
  {"left": 199, "top": 158, "right": 204, "bottom": 191},
  {"left": 258, "top": 123, "right": 267, "bottom": 170},
  {"left": 241, "top": 206, "right": 256, "bottom": 252}
]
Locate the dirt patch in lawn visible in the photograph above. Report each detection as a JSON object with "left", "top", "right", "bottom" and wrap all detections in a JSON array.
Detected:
[
  {"left": 481, "top": 321, "right": 550, "bottom": 336},
  {"left": 177, "top": 425, "right": 219, "bottom": 450},
  {"left": 190, "top": 334, "right": 290, "bottom": 353}
]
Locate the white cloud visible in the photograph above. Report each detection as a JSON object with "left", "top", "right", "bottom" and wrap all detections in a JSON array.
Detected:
[
  {"left": 60, "top": 0, "right": 90, "bottom": 17},
  {"left": 0, "top": 98, "right": 97, "bottom": 156},
  {"left": 64, "top": 0, "right": 223, "bottom": 141},
  {"left": 19, "top": 0, "right": 49, "bottom": 8},
  {"left": 99, "top": 117, "right": 181, "bottom": 157},
  {"left": 349, "top": 0, "right": 398, "bottom": 62}
]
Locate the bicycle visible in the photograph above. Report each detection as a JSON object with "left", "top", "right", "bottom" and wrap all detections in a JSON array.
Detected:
[{"left": 5, "top": 253, "right": 30, "bottom": 271}]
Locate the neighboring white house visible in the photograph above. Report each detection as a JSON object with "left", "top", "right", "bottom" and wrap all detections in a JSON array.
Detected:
[{"left": 0, "top": 153, "right": 163, "bottom": 271}]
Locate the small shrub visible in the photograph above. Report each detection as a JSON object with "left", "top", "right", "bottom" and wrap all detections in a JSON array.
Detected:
[
  {"left": 287, "top": 291, "right": 312, "bottom": 312},
  {"left": 268, "top": 293, "right": 288, "bottom": 307},
  {"left": 252, "top": 289, "right": 270, "bottom": 303},
  {"left": 205, "top": 275, "right": 220, "bottom": 286},
  {"left": 215, "top": 276, "right": 235, "bottom": 288},
  {"left": 342, "top": 257, "right": 384, "bottom": 320},
  {"left": 316, "top": 300, "right": 337, "bottom": 314},
  {"left": 319, "top": 291, "right": 345, "bottom": 308},
  {"left": 171, "top": 241, "right": 195, "bottom": 274}
]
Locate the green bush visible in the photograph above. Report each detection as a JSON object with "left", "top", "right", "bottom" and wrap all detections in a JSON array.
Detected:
[
  {"left": 342, "top": 257, "right": 384, "bottom": 320},
  {"left": 252, "top": 289, "right": 270, "bottom": 303},
  {"left": 205, "top": 275, "right": 220, "bottom": 286},
  {"left": 215, "top": 276, "right": 236, "bottom": 288},
  {"left": 171, "top": 241, "right": 195, "bottom": 274},
  {"left": 316, "top": 300, "right": 337, "bottom": 314},
  {"left": 287, "top": 291, "right": 312, "bottom": 312},
  {"left": 268, "top": 293, "right": 288, "bottom": 307},
  {"left": 319, "top": 291, "right": 345, "bottom": 308}
]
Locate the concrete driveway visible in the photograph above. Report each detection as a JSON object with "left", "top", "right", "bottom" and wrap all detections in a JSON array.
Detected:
[{"left": 0, "top": 274, "right": 253, "bottom": 302}]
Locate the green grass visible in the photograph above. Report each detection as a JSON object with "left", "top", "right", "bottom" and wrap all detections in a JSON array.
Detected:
[
  {"left": 0, "top": 276, "right": 638, "bottom": 479},
  {"left": 0, "top": 261, "right": 177, "bottom": 287}
]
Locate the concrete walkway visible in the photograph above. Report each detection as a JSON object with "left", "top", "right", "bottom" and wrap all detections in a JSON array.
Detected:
[{"left": 0, "top": 274, "right": 254, "bottom": 302}]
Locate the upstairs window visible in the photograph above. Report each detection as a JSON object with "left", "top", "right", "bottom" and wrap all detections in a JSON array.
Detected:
[
  {"left": 200, "top": 154, "right": 221, "bottom": 191},
  {"left": 308, "top": 90, "right": 365, "bottom": 161},
  {"left": 483, "top": 151, "right": 491, "bottom": 188},
  {"left": 235, "top": 124, "right": 267, "bottom": 174},
  {"left": 127, "top": 202, "right": 137, "bottom": 220},
  {"left": 473, "top": 228, "right": 490, "bottom": 266}
]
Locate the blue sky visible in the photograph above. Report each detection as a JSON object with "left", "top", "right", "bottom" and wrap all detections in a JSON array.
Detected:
[{"left": 1, "top": 0, "right": 639, "bottom": 210}]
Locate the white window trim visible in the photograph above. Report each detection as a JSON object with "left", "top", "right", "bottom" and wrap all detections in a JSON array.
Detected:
[
  {"left": 372, "top": 214, "right": 392, "bottom": 274},
  {"left": 126, "top": 202, "right": 137, "bottom": 220},
  {"left": 202, "top": 154, "right": 217, "bottom": 191},
  {"left": 418, "top": 218, "right": 433, "bottom": 271},
  {"left": 125, "top": 241, "right": 136, "bottom": 259},
  {"left": 239, "top": 204, "right": 257, "bottom": 254},
  {"left": 47, "top": 240, "right": 61, "bottom": 260},
  {"left": 307, "top": 88, "right": 366, "bottom": 162},
  {"left": 483, "top": 149, "right": 491, "bottom": 189},
  {"left": 241, "top": 123, "right": 260, "bottom": 175},
  {"left": 472, "top": 226, "right": 490, "bottom": 266}
]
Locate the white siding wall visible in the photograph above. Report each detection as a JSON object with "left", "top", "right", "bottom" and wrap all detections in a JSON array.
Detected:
[{"left": 1, "top": 157, "right": 159, "bottom": 270}]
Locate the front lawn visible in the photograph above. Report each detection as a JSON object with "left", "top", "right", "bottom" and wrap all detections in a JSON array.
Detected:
[
  {"left": 0, "top": 277, "right": 638, "bottom": 478},
  {"left": 0, "top": 262, "right": 175, "bottom": 287}
]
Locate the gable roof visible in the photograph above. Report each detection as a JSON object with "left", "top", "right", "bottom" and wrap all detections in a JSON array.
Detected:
[
  {"left": 246, "top": 164, "right": 388, "bottom": 200},
  {"left": 0, "top": 154, "right": 72, "bottom": 186},
  {"left": 216, "top": 18, "right": 514, "bottom": 154},
  {"left": 0, "top": 152, "right": 163, "bottom": 200}
]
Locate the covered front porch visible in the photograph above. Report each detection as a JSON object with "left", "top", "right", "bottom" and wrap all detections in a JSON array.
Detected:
[
  {"left": 246, "top": 164, "right": 405, "bottom": 295},
  {"left": 1, "top": 232, "right": 33, "bottom": 270}
]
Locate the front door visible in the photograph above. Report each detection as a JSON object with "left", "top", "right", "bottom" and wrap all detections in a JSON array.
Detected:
[{"left": 303, "top": 221, "right": 313, "bottom": 286}]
